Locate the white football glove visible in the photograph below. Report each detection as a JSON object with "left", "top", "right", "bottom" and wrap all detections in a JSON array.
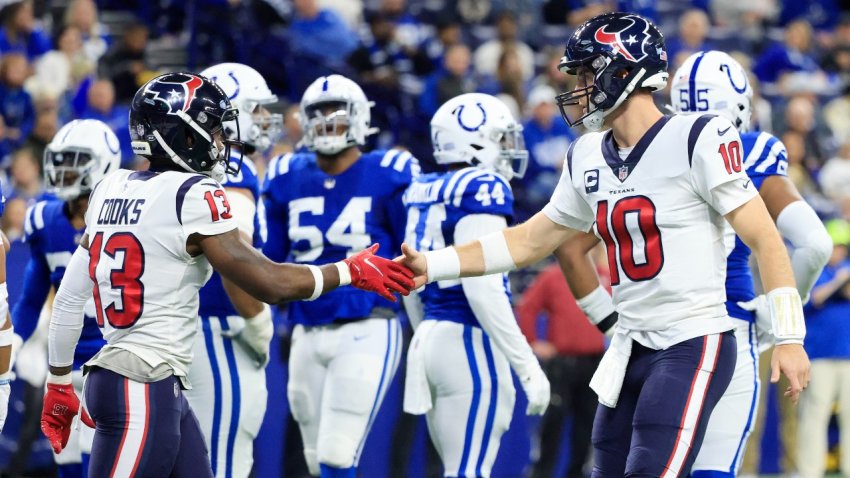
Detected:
[
  {"left": 222, "top": 305, "right": 274, "bottom": 368},
  {"left": 519, "top": 365, "right": 550, "bottom": 416},
  {"left": 738, "top": 295, "right": 774, "bottom": 350}
]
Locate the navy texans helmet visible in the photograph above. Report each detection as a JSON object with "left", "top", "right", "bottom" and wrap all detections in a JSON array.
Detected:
[
  {"left": 556, "top": 12, "right": 668, "bottom": 131},
  {"left": 130, "top": 72, "right": 243, "bottom": 180}
]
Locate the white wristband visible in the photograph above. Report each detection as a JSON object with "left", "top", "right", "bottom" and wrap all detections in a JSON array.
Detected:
[
  {"left": 768, "top": 286, "right": 806, "bottom": 344},
  {"left": 479, "top": 231, "right": 516, "bottom": 274},
  {"left": 0, "top": 326, "right": 12, "bottom": 347},
  {"left": 305, "top": 265, "right": 323, "bottom": 301},
  {"left": 335, "top": 261, "right": 352, "bottom": 286},
  {"left": 576, "top": 285, "right": 616, "bottom": 324},
  {"left": 423, "top": 247, "right": 461, "bottom": 283},
  {"left": 47, "top": 372, "right": 72, "bottom": 385}
]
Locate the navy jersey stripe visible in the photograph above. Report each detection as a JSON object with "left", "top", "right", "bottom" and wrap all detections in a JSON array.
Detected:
[
  {"left": 687, "top": 114, "right": 716, "bottom": 166},
  {"left": 175, "top": 175, "right": 207, "bottom": 225}
]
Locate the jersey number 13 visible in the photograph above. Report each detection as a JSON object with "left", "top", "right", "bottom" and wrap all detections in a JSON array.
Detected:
[{"left": 88, "top": 232, "right": 145, "bottom": 329}]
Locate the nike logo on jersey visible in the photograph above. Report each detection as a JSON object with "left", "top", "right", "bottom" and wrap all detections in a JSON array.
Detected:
[
  {"left": 353, "top": 335, "right": 368, "bottom": 341},
  {"left": 717, "top": 126, "right": 732, "bottom": 136},
  {"left": 742, "top": 179, "right": 751, "bottom": 189}
]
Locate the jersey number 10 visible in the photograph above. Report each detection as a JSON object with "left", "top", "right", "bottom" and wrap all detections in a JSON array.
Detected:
[
  {"left": 89, "top": 231, "right": 145, "bottom": 328},
  {"left": 596, "top": 196, "right": 664, "bottom": 285}
]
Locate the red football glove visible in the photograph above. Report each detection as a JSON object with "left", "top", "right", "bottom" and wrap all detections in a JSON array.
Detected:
[
  {"left": 344, "top": 244, "right": 415, "bottom": 302},
  {"left": 41, "top": 381, "right": 93, "bottom": 453}
]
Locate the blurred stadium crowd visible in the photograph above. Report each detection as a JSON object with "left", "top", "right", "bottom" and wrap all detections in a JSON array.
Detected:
[{"left": 2, "top": 0, "right": 850, "bottom": 476}]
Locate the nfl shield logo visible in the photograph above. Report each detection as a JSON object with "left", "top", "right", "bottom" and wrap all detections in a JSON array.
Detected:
[{"left": 618, "top": 165, "right": 629, "bottom": 181}]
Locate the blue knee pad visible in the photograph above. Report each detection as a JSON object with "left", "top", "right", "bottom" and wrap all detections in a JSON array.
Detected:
[
  {"left": 691, "top": 470, "right": 735, "bottom": 478},
  {"left": 320, "top": 464, "right": 356, "bottom": 478}
]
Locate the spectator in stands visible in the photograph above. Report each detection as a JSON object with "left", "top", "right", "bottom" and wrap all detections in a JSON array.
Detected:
[
  {"left": 0, "top": 53, "right": 35, "bottom": 165},
  {"left": 783, "top": 131, "right": 820, "bottom": 197},
  {"left": 566, "top": 0, "right": 611, "bottom": 27},
  {"left": 665, "top": 9, "right": 714, "bottom": 70},
  {"left": 418, "top": 44, "right": 476, "bottom": 118},
  {"left": 21, "top": 108, "right": 56, "bottom": 162},
  {"left": 473, "top": 11, "right": 535, "bottom": 82},
  {"left": 778, "top": 0, "right": 841, "bottom": 32},
  {"left": 0, "top": 0, "right": 50, "bottom": 61},
  {"left": 98, "top": 22, "right": 149, "bottom": 104},
  {"left": 819, "top": 142, "right": 850, "bottom": 202},
  {"left": 824, "top": 84, "right": 850, "bottom": 144},
  {"left": 479, "top": 46, "right": 526, "bottom": 117},
  {"left": 516, "top": 242, "right": 608, "bottom": 478},
  {"left": 29, "top": 25, "right": 95, "bottom": 119},
  {"left": 290, "top": 0, "right": 358, "bottom": 67},
  {"left": 710, "top": 0, "right": 776, "bottom": 42},
  {"left": 515, "top": 84, "right": 575, "bottom": 220},
  {"left": 533, "top": 47, "right": 571, "bottom": 92},
  {"left": 417, "top": 16, "right": 462, "bottom": 73},
  {"left": 821, "top": 16, "right": 850, "bottom": 82},
  {"left": 753, "top": 20, "right": 826, "bottom": 96},
  {"left": 784, "top": 95, "right": 829, "bottom": 169},
  {"left": 798, "top": 218, "right": 850, "bottom": 478},
  {"left": 1, "top": 196, "right": 26, "bottom": 241},
  {"left": 63, "top": 0, "right": 108, "bottom": 64},
  {"left": 7, "top": 147, "right": 42, "bottom": 202},
  {"left": 78, "top": 78, "right": 132, "bottom": 166}
]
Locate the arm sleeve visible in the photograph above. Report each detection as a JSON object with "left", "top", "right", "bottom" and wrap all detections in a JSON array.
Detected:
[
  {"left": 48, "top": 247, "right": 92, "bottom": 368},
  {"left": 180, "top": 180, "right": 238, "bottom": 238},
  {"left": 456, "top": 213, "right": 538, "bottom": 377},
  {"left": 775, "top": 200, "right": 833, "bottom": 299},
  {"left": 542, "top": 158, "right": 595, "bottom": 232},
  {"left": 11, "top": 252, "right": 51, "bottom": 342},
  {"left": 690, "top": 117, "right": 758, "bottom": 215}
]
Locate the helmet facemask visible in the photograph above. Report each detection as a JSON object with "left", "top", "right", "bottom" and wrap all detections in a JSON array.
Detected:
[
  {"left": 44, "top": 147, "right": 99, "bottom": 201},
  {"left": 493, "top": 122, "right": 528, "bottom": 179},
  {"left": 301, "top": 100, "right": 356, "bottom": 155}
]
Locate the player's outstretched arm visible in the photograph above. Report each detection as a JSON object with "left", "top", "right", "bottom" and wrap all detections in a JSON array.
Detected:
[
  {"left": 399, "top": 211, "right": 577, "bottom": 288},
  {"left": 0, "top": 232, "right": 11, "bottom": 434},
  {"left": 197, "top": 229, "right": 414, "bottom": 304},
  {"left": 553, "top": 232, "right": 617, "bottom": 333},
  {"left": 726, "top": 195, "right": 811, "bottom": 403}
]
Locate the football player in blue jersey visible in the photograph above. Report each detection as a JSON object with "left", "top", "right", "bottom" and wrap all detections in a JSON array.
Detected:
[
  {"left": 262, "top": 74, "right": 419, "bottom": 478},
  {"left": 670, "top": 50, "right": 832, "bottom": 477},
  {"left": 13, "top": 119, "right": 120, "bottom": 476},
  {"left": 401, "top": 92, "right": 550, "bottom": 478},
  {"left": 185, "top": 63, "right": 283, "bottom": 478}
]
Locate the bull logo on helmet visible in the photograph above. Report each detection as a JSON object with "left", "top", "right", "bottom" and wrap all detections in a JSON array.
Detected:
[
  {"left": 593, "top": 15, "right": 653, "bottom": 63},
  {"left": 143, "top": 73, "right": 204, "bottom": 115}
]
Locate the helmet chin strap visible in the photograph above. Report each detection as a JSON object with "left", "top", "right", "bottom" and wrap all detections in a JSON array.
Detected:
[
  {"left": 152, "top": 130, "right": 199, "bottom": 174},
  {"left": 583, "top": 68, "right": 647, "bottom": 132}
]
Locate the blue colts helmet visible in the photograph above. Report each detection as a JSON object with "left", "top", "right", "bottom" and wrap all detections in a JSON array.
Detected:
[{"left": 556, "top": 12, "right": 668, "bottom": 131}]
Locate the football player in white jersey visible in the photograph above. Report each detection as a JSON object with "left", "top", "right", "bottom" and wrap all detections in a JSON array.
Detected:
[
  {"left": 398, "top": 12, "right": 811, "bottom": 477},
  {"left": 402, "top": 92, "right": 550, "bottom": 478},
  {"left": 38, "top": 72, "right": 414, "bottom": 478},
  {"left": 669, "top": 51, "right": 831, "bottom": 477},
  {"left": 0, "top": 190, "right": 11, "bottom": 435},
  {"left": 185, "top": 62, "right": 282, "bottom": 478}
]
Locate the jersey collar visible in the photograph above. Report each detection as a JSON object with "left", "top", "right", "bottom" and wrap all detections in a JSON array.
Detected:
[{"left": 601, "top": 115, "right": 670, "bottom": 183}]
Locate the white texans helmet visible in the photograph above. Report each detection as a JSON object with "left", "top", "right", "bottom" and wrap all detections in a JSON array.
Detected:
[
  {"left": 431, "top": 92, "right": 528, "bottom": 180},
  {"left": 200, "top": 62, "right": 283, "bottom": 153},
  {"left": 298, "top": 75, "right": 378, "bottom": 155},
  {"left": 44, "top": 119, "right": 121, "bottom": 201},
  {"left": 670, "top": 50, "right": 753, "bottom": 132}
]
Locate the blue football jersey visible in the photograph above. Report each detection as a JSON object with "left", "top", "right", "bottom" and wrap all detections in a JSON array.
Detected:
[
  {"left": 198, "top": 155, "right": 264, "bottom": 318},
  {"left": 262, "top": 149, "right": 418, "bottom": 326},
  {"left": 13, "top": 200, "right": 105, "bottom": 368},
  {"left": 404, "top": 167, "right": 514, "bottom": 328},
  {"left": 725, "top": 131, "right": 789, "bottom": 321}
]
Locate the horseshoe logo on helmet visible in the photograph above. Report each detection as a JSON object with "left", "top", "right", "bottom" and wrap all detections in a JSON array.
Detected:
[{"left": 454, "top": 103, "right": 487, "bottom": 132}]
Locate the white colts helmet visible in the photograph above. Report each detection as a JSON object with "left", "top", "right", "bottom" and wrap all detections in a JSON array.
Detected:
[
  {"left": 670, "top": 50, "right": 753, "bottom": 132},
  {"left": 200, "top": 62, "right": 283, "bottom": 153},
  {"left": 298, "top": 75, "right": 378, "bottom": 155},
  {"left": 431, "top": 92, "right": 528, "bottom": 180},
  {"left": 44, "top": 119, "right": 121, "bottom": 201}
]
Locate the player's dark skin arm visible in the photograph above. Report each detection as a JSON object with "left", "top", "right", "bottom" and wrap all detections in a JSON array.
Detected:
[
  {"left": 218, "top": 187, "right": 266, "bottom": 318},
  {"left": 759, "top": 176, "right": 804, "bottom": 220},
  {"left": 0, "top": 231, "right": 11, "bottom": 377},
  {"left": 188, "top": 228, "right": 342, "bottom": 305}
]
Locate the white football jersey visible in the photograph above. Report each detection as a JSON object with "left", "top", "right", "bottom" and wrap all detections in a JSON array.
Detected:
[
  {"left": 543, "top": 114, "right": 758, "bottom": 349},
  {"left": 84, "top": 169, "right": 237, "bottom": 378}
]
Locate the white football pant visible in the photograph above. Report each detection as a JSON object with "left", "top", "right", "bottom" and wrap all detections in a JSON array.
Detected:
[
  {"left": 185, "top": 315, "right": 268, "bottom": 478},
  {"left": 288, "top": 318, "right": 402, "bottom": 475},
  {"left": 421, "top": 321, "right": 515, "bottom": 478},
  {"left": 692, "top": 319, "right": 760, "bottom": 476}
]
